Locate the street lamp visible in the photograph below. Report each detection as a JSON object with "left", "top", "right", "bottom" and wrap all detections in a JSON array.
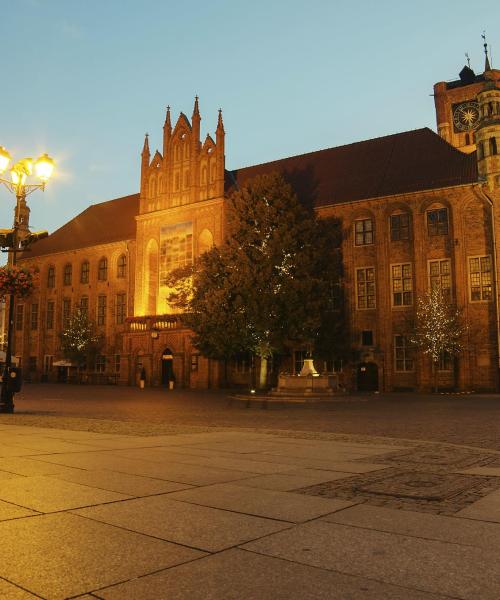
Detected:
[{"left": 0, "top": 147, "right": 55, "bottom": 413}]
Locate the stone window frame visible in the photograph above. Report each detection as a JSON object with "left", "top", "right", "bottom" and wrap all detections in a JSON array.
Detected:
[
  {"left": 30, "top": 303, "right": 38, "bottom": 331},
  {"left": 426, "top": 207, "right": 449, "bottom": 236},
  {"left": 116, "top": 254, "right": 127, "bottom": 278},
  {"left": 46, "top": 301, "right": 54, "bottom": 329},
  {"left": 390, "top": 212, "right": 410, "bottom": 241},
  {"left": 80, "top": 261, "right": 90, "bottom": 284},
  {"left": 115, "top": 292, "right": 126, "bottom": 325},
  {"left": 468, "top": 255, "right": 492, "bottom": 302},
  {"left": 80, "top": 296, "right": 89, "bottom": 317},
  {"left": 391, "top": 262, "right": 413, "bottom": 307},
  {"left": 97, "top": 295, "right": 107, "bottom": 326},
  {"left": 355, "top": 266, "right": 376, "bottom": 310},
  {"left": 354, "top": 218, "right": 374, "bottom": 246},
  {"left": 428, "top": 258, "right": 452, "bottom": 300},
  {"left": 394, "top": 334, "right": 414, "bottom": 372},
  {"left": 47, "top": 265, "right": 56, "bottom": 288},
  {"left": 15, "top": 304, "right": 24, "bottom": 331},
  {"left": 63, "top": 263, "right": 72, "bottom": 286},
  {"left": 97, "top": 257, "right": 108, "bottom": 282},
  {"left": 62, "top": 298, "right": 71, "bottom": 329}
]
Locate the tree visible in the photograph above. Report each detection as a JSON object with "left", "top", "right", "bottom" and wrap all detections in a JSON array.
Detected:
[
  {"left": 60, "top": 309, "right": 101, "bottom": 368},
  {"left": 167, "top": 172, "right": 344, "bottom": 388},
  {"left": 409, "top": 287, "right": 467, "bottom": 392}
]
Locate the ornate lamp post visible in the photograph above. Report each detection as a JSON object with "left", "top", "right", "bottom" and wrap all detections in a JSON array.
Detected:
[{"left": 0, "top": 147, "right": 55, "bottom": 413}]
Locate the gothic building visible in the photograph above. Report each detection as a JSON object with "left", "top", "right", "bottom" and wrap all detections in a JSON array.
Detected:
[{"left": 14, "top": 57, "right": 500, "bottom": 392}]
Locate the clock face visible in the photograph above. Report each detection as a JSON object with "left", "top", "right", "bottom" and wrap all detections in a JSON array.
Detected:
[{"left": 452, "top": 101, "right": 480, "bottom": 132}]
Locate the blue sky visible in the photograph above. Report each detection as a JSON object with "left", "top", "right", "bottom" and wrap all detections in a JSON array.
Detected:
[{"left": 1, "top": 0, "right": 498, "bottom": 236}]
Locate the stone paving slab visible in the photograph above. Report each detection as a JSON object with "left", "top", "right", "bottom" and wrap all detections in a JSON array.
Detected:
[
  {"left": 459, "top": 466, "right": 500, "bottom": 477},
  {"left": 0, "top": 499, "right": 38, "bottom": 522},
  {"left": 0, "top": 475, "right": 130, "bottom": 512},
  {"left": 46, "top": 468, "right": 193, "bottom": 497},
  {"left": 0, "top": 578, "right": 39, "bottom": 599},
  {"left": 0, "top": 445, "right": 44, "bottom": 458},
  {"left": 0, "top": 456, "right": 87, "bottom": 477},
  {"left": 242, "top": 520, "right": 500, "bottom": 600},
  {"left": 94, "top": 548, "right": 449, "bottom": 600},
  {"left": 321, "top": 504, "right": 500, "bottom": 549},
  {"left": 0, "top": 512, "right": 204, "bottom": 599},
  {"left": 73, "top": 495, "right": 291, "bottom": 552},
  {"left": 456, "top": 488, "right": 500, "bottom": 522},
  {"left": 234, "top": 470, "right": 354, "bottom": 491},
  {"left": 115, "top": 447, "right": 305, "bottom": 475},
  {"left": 34, "top": 452, "right": 257, "bottom": 486},
  {"left": 167, "top": 482, "right": 355, "bottom": 522}
]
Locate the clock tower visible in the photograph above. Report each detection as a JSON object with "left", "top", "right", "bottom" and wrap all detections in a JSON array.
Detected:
[{"left": 434, "top": 49, "right": 500, "bottom": 153}]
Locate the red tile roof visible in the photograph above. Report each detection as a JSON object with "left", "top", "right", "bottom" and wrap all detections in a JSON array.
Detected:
[
  {"left": 225, "top": 128, "right": 478, "bottom": 207},
  {"left": 24, "top": 193, "right": 139, "bottom": 258}
]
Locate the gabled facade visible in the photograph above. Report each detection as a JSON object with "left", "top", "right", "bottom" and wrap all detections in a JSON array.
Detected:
[{"left": 14, "top": 60, "right": 500, "bottom": 392}]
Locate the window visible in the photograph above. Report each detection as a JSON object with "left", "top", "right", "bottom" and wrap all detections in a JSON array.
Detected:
[
  {"left": 325, "top": 358, "right": 343, "bottom": 373},
  {"left": 438, "top": 350, "right": 453, "bottom": 372},
  {"left": 15, "top": 305, "right": 24, "bottom": 331},
  {"left": 43, "top": 355, "right": 53, "bottom": 374},
  {"left": 47, "top": 266, "right": 55, "bottom": 288},
  {"left": 116, "top": 293, "right": 126, "bottom": 324},
  {"left": 117, "top": 254, "right": 127, "bottom": 278},
  {"left": 114, "top": 354, "right": 121, "bottom": 373},
  {"left": 81, "top": 261, "right": 89, "bottom": 284},
  {"left": 30, "top": 303, "right": 38, "bottom": 330},
  {"left": 80, "top": 296, "right": 89, "bottom": 317},
  {"left": 429, "top": 259, "right": 452, "bottom": 299},
  {"left": 490, "top": 137, "right": 498, "bottom": 155},
  {"left": 390, "top": 213, "right": 410, "bottom": 241},
  {"left": 394, "top": 335, "right": 414, "bottom": 372},
  {"left": 469, "top": 256, "right": 492, "bottom": 301},
  {"left": 361, "top": 330, "right": 373, "bottom": 346},
  {"left": 95, "top": 355, "right": 106, "bottom": 372},
  {"left": 46, "top": 301, "right": 54, "bottom": 329},
  {"left": 233, "top": 353, "right": 250, "bottom": 374},
  {"left": 62, "top": 298, "right": 71, "bottom": 329},
  {"left": 97, "top": 295, "right": 107, "bottom": 326},
  {"left": 63, "top": 263, "right": 72, "bottom": 286},
  {"left": 354, "top": 219, "right": 374, "bottom": 246},
  {"left": 98, "top": 258, "right": 108, "bottom": 281},
  {"left": 191, "top": 354, "right": 199, "bottom": 371},
  {"left": 427, "top": 208, "right": 449, "bottom": 236},
  {"left": 391, "top": 263, "right": 413, "bottom": 306},
  {"left": 356, "top": 267, "right": 376, "bottom": 309}
]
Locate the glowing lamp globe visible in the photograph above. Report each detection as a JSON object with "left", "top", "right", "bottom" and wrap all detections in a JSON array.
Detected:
[
  {"left": 0, "top": 147, "right": 11, "bottom": 174},
  {"left": 10, "top": 169, "right": 26, "bottom": 186},
  {"left": 34, "top": 153, "right": 55, "bottom": 182}
]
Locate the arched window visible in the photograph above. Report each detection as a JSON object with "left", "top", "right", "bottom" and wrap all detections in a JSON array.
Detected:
[
  {"left": 47, "top": 266, "right": 55, "bottom": 288},
  {"left": 117, "top": 254, "right": 127, "bottom": 278},
  {"left": 80, "top": 296, "right": 89, "bottom": 317},
  {"left": 390, "top": 212, "right": 410, "bottom": 241},
  {"left": 63, "top": 263, "right": 72, "bottom": 286},
  {"left": 175, "top": 172, "right": 180, "bottom": 191},
  {"left": 149, "top": 176, "right": 156, "bottom": 198},
  {"left": 80, "top": 261, "right": 89, "bottom": 284},
  {"left": 201, "top": 166, "right": 207, "bottom": 185},
  {"left": 198, "top": 229, "right": 214, "bottom": 256},
  {"left": 98, "top": 257, "right": 108, "bottom": 281}
]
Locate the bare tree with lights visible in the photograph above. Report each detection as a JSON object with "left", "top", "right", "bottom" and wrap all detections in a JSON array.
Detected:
[{"left": 410, "top": 286, "right": 467, "bottom": 392}]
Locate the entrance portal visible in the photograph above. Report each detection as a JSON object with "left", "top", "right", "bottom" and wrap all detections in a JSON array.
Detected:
[
  {"left": 357, "top": 362, "right": 378, "bottom": 391},
  {"left": 161, "top": 348, "right": 175, "bottom": 387}
]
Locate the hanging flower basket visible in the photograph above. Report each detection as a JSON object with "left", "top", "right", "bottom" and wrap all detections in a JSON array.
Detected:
[{"left": 0, "top": 266, "right": 37, "bottom": 300}]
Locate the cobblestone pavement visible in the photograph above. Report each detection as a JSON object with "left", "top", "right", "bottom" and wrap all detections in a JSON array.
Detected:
[{"left": 4, "top": 383, "right": 500, "bottom": 451}]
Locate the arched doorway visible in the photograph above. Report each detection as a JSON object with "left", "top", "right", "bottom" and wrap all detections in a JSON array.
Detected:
[
  {"left": 161, "top": 348, "right": 175, "bottom": 387},
  {"left": 357, "top": 362, "right": 378, "bottom": 391}
]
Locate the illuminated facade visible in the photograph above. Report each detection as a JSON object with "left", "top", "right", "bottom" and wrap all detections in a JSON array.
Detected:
[{"left": 14, "top": 61, "right": 500, "bottom": 392}]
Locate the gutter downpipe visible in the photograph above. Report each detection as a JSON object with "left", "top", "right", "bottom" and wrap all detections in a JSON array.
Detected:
[{"left": 475, "top": 183, "right": 500, "bottom": 386}]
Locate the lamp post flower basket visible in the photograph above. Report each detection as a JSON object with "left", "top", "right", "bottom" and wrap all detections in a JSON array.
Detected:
[{"left": 0, "top": 266, "right": 37, "bottom": 300}]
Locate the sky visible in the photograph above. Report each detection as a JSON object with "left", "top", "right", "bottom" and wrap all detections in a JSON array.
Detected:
[{"left": 1, "top": 0, "right": 499, "bottom": 238}]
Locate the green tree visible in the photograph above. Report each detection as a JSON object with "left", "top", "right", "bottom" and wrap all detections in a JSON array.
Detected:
[
  {"left": 60, "top": 309, "right": 101, "bottom": 368},
  {"left": 167, "top": 172, "right": 344, "bottom": 388},
  {"left": 410, "top": 287, "right": 467, "bottom": 392}
]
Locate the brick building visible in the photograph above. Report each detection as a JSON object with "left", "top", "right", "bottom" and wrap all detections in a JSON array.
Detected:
[{"left": 14, "top": 60, "right": 500, "bottom": 392}]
